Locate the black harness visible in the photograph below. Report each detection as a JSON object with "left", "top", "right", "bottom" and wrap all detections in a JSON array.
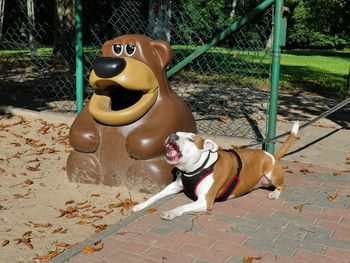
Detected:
[{"left": 172, "top": 149, "right": 242, "bottom": 202}]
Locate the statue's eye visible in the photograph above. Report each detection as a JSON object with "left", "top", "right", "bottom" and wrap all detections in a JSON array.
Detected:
[
  {"left": 125, "top": 44, "right": 136, "bottom": 56},
  {"left": 112, "top": 44, "right": 123, "bottom": 56}
]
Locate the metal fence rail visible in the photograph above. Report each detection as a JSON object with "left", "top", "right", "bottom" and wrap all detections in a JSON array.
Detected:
[{"left": 0, "top": 0, "right": 275, "bottom": 140}]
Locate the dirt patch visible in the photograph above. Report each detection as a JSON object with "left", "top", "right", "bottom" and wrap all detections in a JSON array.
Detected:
[{"left": 0, "top": 114, "right": 150, "bottom": 262}]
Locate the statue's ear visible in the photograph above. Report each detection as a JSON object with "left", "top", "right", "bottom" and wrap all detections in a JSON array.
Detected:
[{"left": 151, "top": 40, "right": 172, "bottom": 69}]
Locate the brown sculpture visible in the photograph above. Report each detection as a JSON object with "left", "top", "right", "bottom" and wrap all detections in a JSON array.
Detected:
[{"left": 67, "top": 34, "right": 197, "bottom": 193}]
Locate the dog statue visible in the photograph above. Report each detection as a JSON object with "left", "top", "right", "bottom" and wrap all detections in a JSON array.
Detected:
[{"left": 133, "top": 121, "right": 299, "bottom": 220}]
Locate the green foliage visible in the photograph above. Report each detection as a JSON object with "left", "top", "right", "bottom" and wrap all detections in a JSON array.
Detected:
[
  {"left": 178, "top": 0, "right": 233, "bottom": 43},
  {"left": 286, "top": 0, "right": 350, "bottom": 49}
]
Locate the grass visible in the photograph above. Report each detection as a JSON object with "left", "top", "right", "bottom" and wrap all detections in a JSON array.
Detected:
[
  {"left": 279, "top": 50, "right": 350, "bottom": 98},
  {"left": 1, "top": 45, "right": 349, "bottom": 98}
]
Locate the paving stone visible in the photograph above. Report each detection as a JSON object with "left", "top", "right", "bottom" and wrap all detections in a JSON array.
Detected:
[
  {"left": 217, "top": 214, "right": 262, "bottom": 229},
  {"left": 230, "top": 224, "right": 279, "bottom": 242},
  {"left": 272, "top": 211, "right": 315, "bottom": 225},
  {"left": 147, "top": 225, "right": 174, "bottom": 237},
  {"left": 258, "top": 224, "right": 306, "bottom": 240},
  {"left": 295, "top": 172, "right": 350, "bottom": 185},
  {"left": 244, "top": 212, "right": 288, "bottom": 228},
  {"left": 225, "top": 256, "right": 245, "bottom": 263},
  {"left": 275, "top": 236, "right": 326, "bottom": 254},
  {"left": 284, "top": 222, "right": 333, "bottom": 238},
  {"left": 157, "top": 218, "right": 203, "bottom": 233},
  {"left": 309, "top": 195, "right": 349, "bottom": 210},
  {"left": 280, "top": 188, "right": 311, "bottom": 202},
  {"left": 243, "top": 238, "right": 295, "bottom": 257},
  {"left": 303, "top": 234, "right": 350, "bottom": 250},
  {"left": 193, "top": 259, "right": 213, "bottom": 263}
]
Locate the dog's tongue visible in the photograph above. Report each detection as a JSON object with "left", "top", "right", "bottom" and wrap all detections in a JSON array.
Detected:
[{"left": 166, "top": 143, "right": 180, "bottom": 162}]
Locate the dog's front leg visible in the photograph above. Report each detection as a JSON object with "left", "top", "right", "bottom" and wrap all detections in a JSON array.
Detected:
[
  {"left": 161, "top": 173, "right": 214, "bottom": 220},
  {"left": 160, "top": 197, "right": 207, "bottom": 220},
  {"left": 133, "top": 179, "right": 183, "bottom": 212}
]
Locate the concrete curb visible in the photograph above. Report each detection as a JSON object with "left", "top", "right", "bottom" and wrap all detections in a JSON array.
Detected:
[{"left": 0, "top": 106, "right": 76, "bottom": 125}]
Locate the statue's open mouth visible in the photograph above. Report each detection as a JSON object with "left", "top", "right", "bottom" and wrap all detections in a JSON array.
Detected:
[{"left": 88, "top": 58, "right": 159, "bottom": 125}]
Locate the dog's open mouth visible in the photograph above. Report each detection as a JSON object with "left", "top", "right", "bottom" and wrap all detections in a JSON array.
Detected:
[
  {"left": 88, "top": 57, "right": 159, "bottom": 125},
  {"left": 165, "top": 142, "right": 182, "bottom": 163}
]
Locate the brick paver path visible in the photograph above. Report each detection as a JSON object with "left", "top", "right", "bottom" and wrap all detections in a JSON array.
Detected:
[{"left": 53, "top": 162, "right": 350, "bottom": 263}]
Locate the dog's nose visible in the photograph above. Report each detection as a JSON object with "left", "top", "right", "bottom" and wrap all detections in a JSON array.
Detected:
[
  {"left": 92, "top": 57, "right": 126, "bottom": 78},
  {"left": 167, "top": 134, "right": 179, "bottom": 144}
]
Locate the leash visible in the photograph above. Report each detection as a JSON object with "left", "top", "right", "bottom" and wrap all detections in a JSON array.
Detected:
[{"left": 235, "top": 96, "right": 350, "bottom": 149}]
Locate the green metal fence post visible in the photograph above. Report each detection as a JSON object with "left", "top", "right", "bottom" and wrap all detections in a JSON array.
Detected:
[
  {"left": 75, "top": 0, "right": 83, "bottom": 114},
  {"left": 266, "top": 0, "right": 284, "bottom": 153}
]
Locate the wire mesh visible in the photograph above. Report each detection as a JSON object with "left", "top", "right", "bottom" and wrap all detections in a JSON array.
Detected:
[{"left": 0, "top": 0, "right": 275, "bottom": 139}]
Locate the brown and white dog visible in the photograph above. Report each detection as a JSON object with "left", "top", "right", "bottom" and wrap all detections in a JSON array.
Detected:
[{"left": 133, "top": 121, "right": 299, "bottom": 220}]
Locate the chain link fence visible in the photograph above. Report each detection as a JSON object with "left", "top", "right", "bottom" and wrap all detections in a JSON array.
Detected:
[{"left": 0, "top": 0, "right": 274, "bottom": 139}]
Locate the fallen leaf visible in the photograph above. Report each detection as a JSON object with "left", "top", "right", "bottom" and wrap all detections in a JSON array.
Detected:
[
  {"left": 65, "top": 200, "right": 75, "bottom": 205},
  {"left": 327, "top": 194, "right": 338, "bottom": 201},
  {"left": 33, "top": 223, "right": 52, "bottom": 228},
  {"left": 243, "top": 256, "right": 261, "bottom": 262},
  {"left": 23, "top": 179, "right": 33, "bottom": 186},
  {"left": 83, "top": 244, "right": 103, "bottom": 254},
  {"left": 108, "top": 202, "right": 124, "bottom": 208},
  {"left": 76, "top": 221, "right": 92, "bottom": 225},
  {"left": 219, "top": 115, "right": 229, "bottom": 122},
  {"left": 2, "top": 239, "right": 9, "bottom": 246},
  {"left": 12, "top": 194, "right": 24, "bottom": 199},
  {"left": 115, "top": 193, "right": 121, "bottom": 199},
  {"left": 22, "top": 231, "right": 32, "bottom": 237},
  {"left": 91, "top": 194, "right": 100, "bottom": 197},
  {"left": 333, "top": 172, "right": 342, "bottom": 176},
  {"left": 26, "top": 165, "right": 40, "bottom": 172},
  {"left": 300, "top": 168, "right": 312, "bottom": 174},
  {"left": 294, "top": 204, "right": 304, "bottom": 211},
  {"left": 146, "top": 208, "right": 157, "bottom": 213},
  {"left": 92, "top": 209, "right": 107, "bottom": 214},
  {"left": 76, "top": 201, "right": 88, "bottom": 206},
  {"left": 34, "top": 250, "right": 60, "bottom": 261}
]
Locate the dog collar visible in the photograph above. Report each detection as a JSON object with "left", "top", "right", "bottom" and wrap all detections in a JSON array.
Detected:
[{"left": 183, "top": 151, "right": 212, "bottom": 176}]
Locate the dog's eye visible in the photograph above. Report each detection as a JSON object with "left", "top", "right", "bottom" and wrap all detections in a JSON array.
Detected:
[
  {"left": 112, "top": 44, "right": 123, "bottom": 56},
  {"left": 125, "top": 44, "right": 136, "bottom": 56},
  {"left": 186, "top": 138, "right": 194, "bottom": 143}
]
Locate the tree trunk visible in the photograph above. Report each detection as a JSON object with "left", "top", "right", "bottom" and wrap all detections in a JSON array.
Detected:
[
  {"left": 53, "top": 0, "right": 75, "bottom": 66},
  {"left": 27, "top": 0, "right": 37, "bottom": 57},
  {"left": 0, "top": 0, "right": 5, "bottom": 41},
  {"left": 148, "top": 0, "right": 172, "bottom": 43},
  {"left": 230, "top": 0, "right": 238, "bottom": 19}
]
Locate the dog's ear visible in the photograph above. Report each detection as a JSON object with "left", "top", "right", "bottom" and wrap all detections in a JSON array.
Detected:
[{"left": 203, "top": 139, "right": 219, "bottom": 152}]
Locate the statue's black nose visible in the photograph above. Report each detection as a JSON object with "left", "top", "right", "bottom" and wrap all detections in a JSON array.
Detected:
[{"left": 92, "top": 57, "right": 126, "bottom": 78}]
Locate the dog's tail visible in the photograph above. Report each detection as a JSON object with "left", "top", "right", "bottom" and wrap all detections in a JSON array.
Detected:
[{"left": 274, "top": 121, "right": 299, "bottom": 161}]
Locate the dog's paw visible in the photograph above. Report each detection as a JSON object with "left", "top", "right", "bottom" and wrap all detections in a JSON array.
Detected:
[
  {"left": 132, "top": 203, "right": 146, "bottom": 212},
  {"left": 268, "top": 189, "right": 281, "bottom": 200},
  {"left": 160, "top": 211, "right": 177, "bottom": 220}
]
